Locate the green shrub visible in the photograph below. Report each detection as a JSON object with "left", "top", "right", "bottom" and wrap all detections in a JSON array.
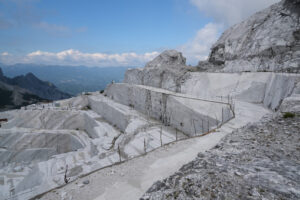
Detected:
[{"left": 283, "top": 112, "right": 295, "bottom": 118}]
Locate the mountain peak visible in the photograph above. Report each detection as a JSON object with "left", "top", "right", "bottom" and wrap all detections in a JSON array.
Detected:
[
  {"left": 25, "top": 72, "right": 38, "bottom": 80},
  {"left": 145, "top": 50, "right": 186, "bottom": 69}
]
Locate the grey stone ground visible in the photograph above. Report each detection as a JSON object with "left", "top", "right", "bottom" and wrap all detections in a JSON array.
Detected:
[{"left": 141, "top": 112, "right": 300, "bottom": 200}]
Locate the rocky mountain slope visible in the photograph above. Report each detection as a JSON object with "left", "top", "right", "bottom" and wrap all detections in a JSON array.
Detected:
[
  {"left": 142, "top": 112, "right": 300, "bottom": 200},
  {"left": 205, "top": 0, "right": 300, "bottom": 72},
  {"left": 0, "top": 80, "right": 45, "bottom": 111},
  {"left": 0, "top": 67, "right": 71, "bottom": 101}
]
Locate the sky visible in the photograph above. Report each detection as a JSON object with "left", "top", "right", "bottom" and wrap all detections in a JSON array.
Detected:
[{"left": 0, "top": 0, "right": 279, "bottom": 67}]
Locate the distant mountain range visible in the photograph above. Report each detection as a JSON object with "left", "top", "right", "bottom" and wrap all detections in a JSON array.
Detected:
[
  {"left": 0, "top": 63, "right": 131, "bottom": 95},
  {"left": 0, "top": 67, "right": 71, "bottom": 110},
  {"left": 0, "top": 80, "right": 45, "bottom": 111}
]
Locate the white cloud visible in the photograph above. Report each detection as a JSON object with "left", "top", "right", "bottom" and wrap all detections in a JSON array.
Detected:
[
  {"left": 177, "top": 23, "right": 223, "bottom": 64},
  {"left": 190, "top": 0, "right": 280, "bottom": 26},
  {"left": 0, "top": 52, "right": 15, "bottom": 64},
  {"left": 0, "top": 49, "right": 160, "bottom": 67},
  {"left": 1, "top": 52, "right": 10, "bottom": 56}
]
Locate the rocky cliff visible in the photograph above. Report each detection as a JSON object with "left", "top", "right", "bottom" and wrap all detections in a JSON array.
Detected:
[
  {"left": 205, "top": 0, "right": 300, "bottom": 72},
  {"left": 124, "top": 50, "right": 191, "bottom": 92}
]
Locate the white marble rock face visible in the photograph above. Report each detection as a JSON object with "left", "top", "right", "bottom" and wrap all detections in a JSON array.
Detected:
[
  {"left": 208, "top": 0, "right": 300, "bottom": 73},
  {"left": 124, "top": 50, "right": 190, "bottom": 92}
]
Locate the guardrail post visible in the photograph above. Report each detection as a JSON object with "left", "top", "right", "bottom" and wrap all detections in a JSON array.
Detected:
[
  {"left": 192, "top": 119, "right": 196, "bottom": 136},
  {"left": 118, "top": 145, "right": 121, "bottom": 162},
  {"left": 144, "top": 138, "right": 147, "bottom": 154},
  {"left": 207, "top": 118, "right": 210, "bottom": 133},
  {"left": 160, "top": 126, "right": 163, "bottom": 147},
  {"left": 222, "top": 107, "right": 224, "bottom": 123}
]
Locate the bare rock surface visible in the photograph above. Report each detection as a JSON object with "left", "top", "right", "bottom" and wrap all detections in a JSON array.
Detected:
[
  {"left": 142, "top": 112, "right": 300, "bottom": 200},
  {"left": 124, "top": 50, "right": 191, "bottom": 92},
  {"left": 206, "top": 0, "right": 300, "bottom": 72},
  {"left": 280, "top": 82, "right": 300, "bottom": 112}
]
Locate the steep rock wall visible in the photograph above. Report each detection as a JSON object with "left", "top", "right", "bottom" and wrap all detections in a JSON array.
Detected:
[
  {"left": 105, "top": 83, "right": 233, "bottom": 136},
  {"left": 180, "top": 72, "right": 300, "bottom": 111}
]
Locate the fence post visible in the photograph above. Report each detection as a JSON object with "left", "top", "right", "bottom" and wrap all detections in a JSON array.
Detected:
[
  {"left": 175, "top": 128, "right": 178, "bottom": 141},
  {"left": 160, "top": 126, "right": 163, "bottom": 147},
  {"left": 144, "top": 138, "right": 147, "bottom": 154},
  {"left": 222, "top": 107, "right": 224, "bottom": 123},
  {"left": 56, "top": 134, "right": 59, "bottom": 153},
  {"left": 118, "top": 145, "right": 121, "bottom": 162},
  {"left": 207, "top": 118, "right": 210, "bottom": 133},
  {"left": 64, "top": 165, "right": 69, "bottom": 184},
  {"left": 192, "top": 119, "right": 196, "bottom": 136},
  {"left": 202, "top": 119, "right": 204, "bottom": 133}
]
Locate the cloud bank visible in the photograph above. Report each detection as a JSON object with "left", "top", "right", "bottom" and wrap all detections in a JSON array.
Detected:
[{"left": 0, "top": 49, "right": 159, "bottom": 67}]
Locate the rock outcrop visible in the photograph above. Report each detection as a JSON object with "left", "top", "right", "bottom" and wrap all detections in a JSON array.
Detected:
[
  {"left": 205, "top": 0, "right": 300, "bottom": 72},
  {"left": 124, "top": 50, "right": 191, "bottom": 92}
]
